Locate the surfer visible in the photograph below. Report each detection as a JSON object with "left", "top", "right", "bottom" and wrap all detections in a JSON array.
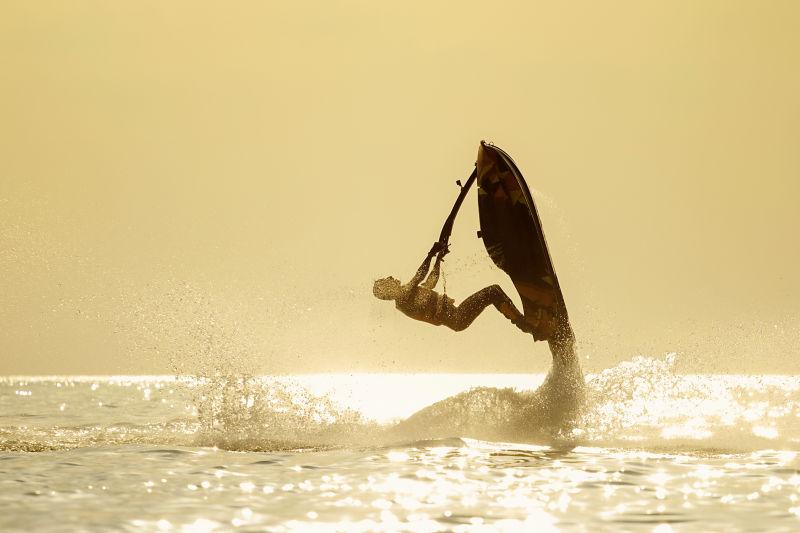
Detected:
[
  {"left": 373, "top": 243, "right": 556, "bottom": 340},
  {"left": 379, "top": 142, "right": 583, "bottom": 446}
]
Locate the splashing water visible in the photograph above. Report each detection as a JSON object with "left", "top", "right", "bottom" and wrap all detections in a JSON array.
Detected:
[
  {"left": 582, "top": 354, "right": 800, "bottom": 451},
  {"left": 5, "top": 354, "right": 800, "bottom": 453},
  {"left": 3, "top": 357, "right": 800, "bottom": 531},
  {"left": 190, "top": 373, "right": 374, "bottom": 451}
]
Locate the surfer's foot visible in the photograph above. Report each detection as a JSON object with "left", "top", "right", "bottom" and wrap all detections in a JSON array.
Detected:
[
  {"left": 515, "top": 308, "right": 557, "bottom": 341},
  {"left": 497, "top": 301, "right": 521, "bottom": 322},
  {"left": 512, "top": 316, "right": 533, "bottom": 334}
]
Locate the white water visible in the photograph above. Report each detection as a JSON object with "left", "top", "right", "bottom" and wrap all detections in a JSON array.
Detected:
[{"left": 3, "top": 355, "right": 800, "bottom": 531}]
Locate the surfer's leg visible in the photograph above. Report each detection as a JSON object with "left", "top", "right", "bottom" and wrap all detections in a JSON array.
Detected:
[{"left": 445, "top": 285, "right": 523, "bottom": 331}]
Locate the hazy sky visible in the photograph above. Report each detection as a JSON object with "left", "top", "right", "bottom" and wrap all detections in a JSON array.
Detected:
[{"left": 2, "top": 1, "right": 799, "bottom": 375}]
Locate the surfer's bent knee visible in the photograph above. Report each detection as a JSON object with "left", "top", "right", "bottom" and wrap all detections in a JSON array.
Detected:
[
  {"left": 488, "top": 284, "right": 505, "bottom": 298},
  {"left": 488, "top": 284, "right": 508, "bottom": 301}
]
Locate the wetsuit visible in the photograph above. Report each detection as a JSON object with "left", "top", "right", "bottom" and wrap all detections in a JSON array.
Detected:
[{"left": 395, "top": 253, "right": 536, "bottom": 334}]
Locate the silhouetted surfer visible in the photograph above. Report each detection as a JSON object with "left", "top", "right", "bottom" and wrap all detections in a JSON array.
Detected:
[
  {"left": 373, "top": 242, "right": 556, "bottom": 340},
  {"left": 377, "top": 142, "right": 584, "bottom": 445}
]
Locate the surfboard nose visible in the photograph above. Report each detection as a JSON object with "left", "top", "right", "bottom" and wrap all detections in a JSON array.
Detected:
[
  {"left": 477, "top": 140, "right": 493, "bottom": 161},
  {"left": 477, "top": 141, "right": 502, "bottom": 180}
]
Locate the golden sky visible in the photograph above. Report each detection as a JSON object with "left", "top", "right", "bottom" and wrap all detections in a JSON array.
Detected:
[{"left": 2, "top": 1, "right": 799, "bottom": 374}]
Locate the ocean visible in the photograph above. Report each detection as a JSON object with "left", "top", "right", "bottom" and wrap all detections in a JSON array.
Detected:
[{"left": 3, "top": 356, "right": 800, "bottom": 532}]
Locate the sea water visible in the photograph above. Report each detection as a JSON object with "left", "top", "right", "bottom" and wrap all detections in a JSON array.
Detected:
[{"left": 3, "top": 357, "right": 800, "bottom": 532}]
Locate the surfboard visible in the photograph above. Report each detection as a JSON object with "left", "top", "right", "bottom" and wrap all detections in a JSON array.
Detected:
[{"left": 476, "top": 141, "right": 574, "bottom": 343}]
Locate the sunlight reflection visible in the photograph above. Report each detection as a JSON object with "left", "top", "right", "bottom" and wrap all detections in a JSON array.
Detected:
[
  {"left": 6, "top": 374, "right": 800, "bottom": 531},
  {"left": 180, "top": 518, "right": 218, "bottom": 533},
  {"left": 387, "top": 451, "right": 410, "bottom": 462},
  {"left": 752, "top": 426, "right": 779, "bottom": 439}
]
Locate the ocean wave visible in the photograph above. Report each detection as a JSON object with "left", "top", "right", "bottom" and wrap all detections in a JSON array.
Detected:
[{"left": 3, "top": 356, "right": 800, "bottom": 453}]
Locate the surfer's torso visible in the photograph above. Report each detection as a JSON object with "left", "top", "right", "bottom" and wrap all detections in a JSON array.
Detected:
[{"left": 395, "top": 286, "right": 455, "bottom": 326}]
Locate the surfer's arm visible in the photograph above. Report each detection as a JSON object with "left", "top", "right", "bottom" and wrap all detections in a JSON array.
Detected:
[
  {"left": 409, "top": 243, "right": 444, "bottom": 287},
  {"left": 421, "top": 254, "right": 442, "bottom": 289},
  {"left": 409, "top": 254, "right": 434, "bottom": 287}
]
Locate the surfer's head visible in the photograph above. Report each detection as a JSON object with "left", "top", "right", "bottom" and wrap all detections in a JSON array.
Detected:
[{"left": 373, "top": 276, "right": 402, "bottom": 300}]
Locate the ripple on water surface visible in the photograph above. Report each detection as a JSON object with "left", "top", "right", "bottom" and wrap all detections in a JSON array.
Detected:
[
  {"left": 2, "top": 367, "right": 800, "bottom": 531},
  {"left": 2, "top": 442, "right": 800, "bottom": 531}
]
